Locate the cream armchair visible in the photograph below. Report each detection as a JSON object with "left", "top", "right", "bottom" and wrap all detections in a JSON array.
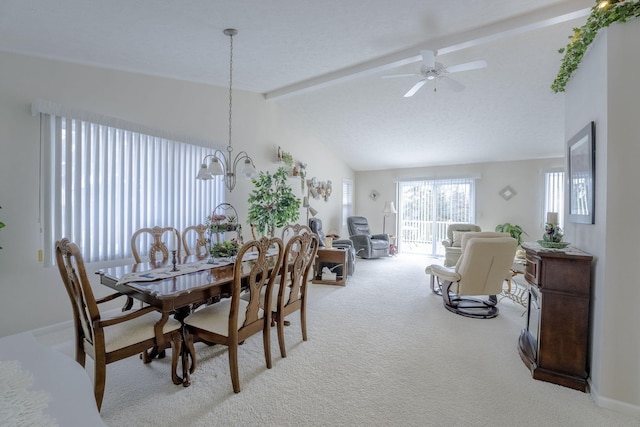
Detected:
[
  {"left": 441, "top": 223, "right": 481, "bottom": 267},
  {"left": 426, "top": 232, "right": 516, "bottom": 318}
]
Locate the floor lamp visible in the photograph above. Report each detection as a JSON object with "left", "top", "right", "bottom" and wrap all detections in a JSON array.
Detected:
[
  {"left": 303, "top": 196, "right": 318, "bottom": 223},
  {"left": 382, "top": 201, "right": 396, "bottom": 234}
]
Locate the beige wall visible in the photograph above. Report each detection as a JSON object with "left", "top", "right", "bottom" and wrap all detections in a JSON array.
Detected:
[
  {"left": 355, "top": 158, "right": 563, "bottom": 242},
  {"left": 564, "top": 20, "right": 640, "bottom": 416}
]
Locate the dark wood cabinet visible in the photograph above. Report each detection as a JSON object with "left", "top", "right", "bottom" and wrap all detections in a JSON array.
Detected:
[{"left": 518, "top": 243, "right": 593, "bottom": 391}]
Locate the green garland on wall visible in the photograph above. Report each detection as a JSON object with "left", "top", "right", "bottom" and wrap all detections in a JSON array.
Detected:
[{"left": 552, "top": 0, "right": 640, "bottom": 93}]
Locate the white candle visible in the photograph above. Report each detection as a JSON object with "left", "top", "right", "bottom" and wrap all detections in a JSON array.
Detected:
[
  {"left": 325, "top": 237, "right": 333, "bottom": 248},
  {"left": 169, "top": 230, "right": 177, "bottom": 251},
  {"left": 546, "top": 212, "right": 559, "bottom": 225}
]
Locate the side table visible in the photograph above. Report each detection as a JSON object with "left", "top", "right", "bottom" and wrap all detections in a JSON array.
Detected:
[
  {"left": 388, "top": 235, "right": 398, "bottom": 256},
  {"left": 312, "top": 248, "right": 348, "bottom": 286}
]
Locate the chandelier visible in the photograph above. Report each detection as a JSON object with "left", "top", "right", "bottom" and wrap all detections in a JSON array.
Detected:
[{"left": 196, "top": 28, "right": 257, "bottom": 191}]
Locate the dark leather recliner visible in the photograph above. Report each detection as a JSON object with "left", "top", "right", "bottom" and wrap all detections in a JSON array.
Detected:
[
  {"left": 308, "top": 218, "right": 355, "bottom": 276},
  {"left": 347, "top": 216, "right": 390, "bottom": 259}
]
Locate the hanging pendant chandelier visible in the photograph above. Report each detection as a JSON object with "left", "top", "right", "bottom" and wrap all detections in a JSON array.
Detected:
[{"left": 196, "top": 28, "right": 257, "bottom": 192}]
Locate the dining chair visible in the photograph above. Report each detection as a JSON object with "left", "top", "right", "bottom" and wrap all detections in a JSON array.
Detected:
[
  {"left": 183, "top": 236, "right": 285, "bottom": 393},
  {"left": 55, "top": 238, "right": 183, "bottom": 411},
  {"left": 182, "top": 224, "right": 208, "bottom": 257},
  {"left": 281, "top": 223, "right": 312, "bottom": 242},
  {"left": 131, "top": 226, "right": 181, "bottom": 264},
  {"left": 264, "top": 232, "right": 319, "bottom": 357}
]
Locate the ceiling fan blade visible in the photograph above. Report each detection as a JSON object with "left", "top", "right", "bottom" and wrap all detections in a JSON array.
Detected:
[
  {"left": 443, "top": 59, "right": 487, "bottom": 74},
  {"left": 382, "top": 73, "right": 421, "bottom": 79},
  {"left": 404, "top": 80, "right": 426, "bottom": 97},
  {"left": 439, "top": 76, "right": 465, "bottom": 92},
  {"left": 420, "top": 50, "right": 435, "bottom": 69}
]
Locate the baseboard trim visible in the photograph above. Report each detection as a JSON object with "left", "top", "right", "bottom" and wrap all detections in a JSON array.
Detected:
[
  {"left": 590, "top": 381, "right": 640, "bottom": 419},
  {"left": 30, "top": 319, "right": 74, "bottom": 338}
]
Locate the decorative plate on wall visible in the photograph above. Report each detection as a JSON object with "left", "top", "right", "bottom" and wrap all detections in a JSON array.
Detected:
[{"left": 499, "top": 186, "right": 516, "bottom": 201}]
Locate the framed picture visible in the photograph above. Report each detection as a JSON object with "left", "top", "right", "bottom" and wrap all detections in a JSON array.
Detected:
[{"left": 567, "top": 121, "right": 595, "bottom": 224}]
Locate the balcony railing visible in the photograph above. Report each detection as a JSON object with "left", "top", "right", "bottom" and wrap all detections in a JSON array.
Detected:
[{"left": 398, "top": 220, "right": 451, "bottom": 256}]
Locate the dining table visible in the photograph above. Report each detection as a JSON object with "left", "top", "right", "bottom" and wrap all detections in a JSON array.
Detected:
[{"left": 97, "top": 251, "right": 280, "bottom": 387}]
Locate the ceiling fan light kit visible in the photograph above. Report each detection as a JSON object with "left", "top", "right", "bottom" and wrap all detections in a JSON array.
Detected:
[{"left": 382, "top": 49, "right": 487, "bottom": 97}]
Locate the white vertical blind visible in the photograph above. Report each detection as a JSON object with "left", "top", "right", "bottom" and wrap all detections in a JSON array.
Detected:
[
  {"left": 41, "top": 114, "right": 224, "bottom": 265},
  {"left": 544, "top": 170, "right": 565, "bottom": 227},
  {"left": 398, "top": 178, "right": 475, "bottom": 255},
  {"left": 342, "top": 179, "right": 353, "bottom": 228}
]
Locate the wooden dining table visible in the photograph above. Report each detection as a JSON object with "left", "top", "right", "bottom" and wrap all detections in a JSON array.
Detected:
[{"left": 97, "top": 253, "right": 279, "bottom": 387}]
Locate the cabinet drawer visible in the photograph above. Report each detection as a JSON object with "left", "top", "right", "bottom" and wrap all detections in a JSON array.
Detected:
[{"left": 525, "top": 256, "right": 539, "bottom": 285}]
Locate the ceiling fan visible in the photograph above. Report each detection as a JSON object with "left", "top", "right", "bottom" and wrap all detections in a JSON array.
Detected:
[{"left": 382, "top": 50, "right": 487, "bottom": 97}]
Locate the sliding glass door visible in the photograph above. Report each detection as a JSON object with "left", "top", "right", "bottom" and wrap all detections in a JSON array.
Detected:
[{"left": 397, "top": 179, "right": 475, "bottom": 256}]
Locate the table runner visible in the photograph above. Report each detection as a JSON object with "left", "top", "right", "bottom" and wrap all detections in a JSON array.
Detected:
[{"left": 116, "top": 249, "right": 278, "bottom": 285}]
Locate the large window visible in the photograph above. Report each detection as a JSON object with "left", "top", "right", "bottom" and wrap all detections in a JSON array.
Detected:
[
  {"left": 39, "top": 110, "right": 224, "bottom": 265},
  {"left": 398, "top": 178, "right": 475, "bottom": 256}
]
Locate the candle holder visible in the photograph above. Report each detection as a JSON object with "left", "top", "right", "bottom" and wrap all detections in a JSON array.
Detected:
[{"left": 171, "top": 250, "right": 179, "bottom": 272}]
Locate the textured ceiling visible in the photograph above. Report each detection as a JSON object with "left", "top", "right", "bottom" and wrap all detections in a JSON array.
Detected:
[{"left": 0, "top": 0, "right": 594, "bottom": 170}]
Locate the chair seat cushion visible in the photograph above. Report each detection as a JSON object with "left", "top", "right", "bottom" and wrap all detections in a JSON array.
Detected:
[
  {"left": 103, "top": 311, "right": 181, "bottom": 353},
  {"left": 370, "top": 239, "right": 390, "bottom": 250},
  {"left": 185, "top": 299, "right": 264, "bottom": 336}
]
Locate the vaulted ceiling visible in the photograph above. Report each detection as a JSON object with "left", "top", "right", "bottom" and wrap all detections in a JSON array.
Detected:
[{"left": 0, "top": 0, "right": 594, "bottom": 170}]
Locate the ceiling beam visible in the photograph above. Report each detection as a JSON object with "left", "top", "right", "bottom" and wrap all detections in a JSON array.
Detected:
[{"left": 264, "top": 0, "right": 591, "bottom": 100}]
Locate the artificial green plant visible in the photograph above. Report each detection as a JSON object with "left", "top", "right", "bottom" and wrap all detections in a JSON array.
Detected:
[
  {"left": 552, "top": 0, "right": 640, "bottom": 93},
  {"left": 247, "top": 167, "right": 301, "bottom": 237}
]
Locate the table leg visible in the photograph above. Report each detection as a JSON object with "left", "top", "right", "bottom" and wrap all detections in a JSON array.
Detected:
[
  {"left": 181, "top": 329, "right": 196, "bottom": 387},
  {"left": 171, "top": 307, "right": 197, "bottom": 387}
]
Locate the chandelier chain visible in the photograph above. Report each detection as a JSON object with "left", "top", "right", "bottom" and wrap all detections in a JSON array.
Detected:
[
  {"left": 196, "top": 28, "right": 254, "bottom": 192},
  {"left": 228, "top": 32, "right": 233, "bottom": 151}
]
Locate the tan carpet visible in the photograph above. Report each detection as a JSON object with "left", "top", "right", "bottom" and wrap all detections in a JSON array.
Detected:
[{"left": 43, "top": 254, "right": 638, "bottom": 426}]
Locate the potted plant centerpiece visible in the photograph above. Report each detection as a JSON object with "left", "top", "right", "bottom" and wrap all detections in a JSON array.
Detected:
[
  {"left": 247, "top": 166, "right": 301, "bottom": 238},
  {"left": 205, "top": 210, "right": 241, "bottom": 263},
  {"left": 208, "top": 240, "right": 240, "bottom": 263},
  {"left": 538, "top": 219, "right": 569, "bottom": 249}
]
